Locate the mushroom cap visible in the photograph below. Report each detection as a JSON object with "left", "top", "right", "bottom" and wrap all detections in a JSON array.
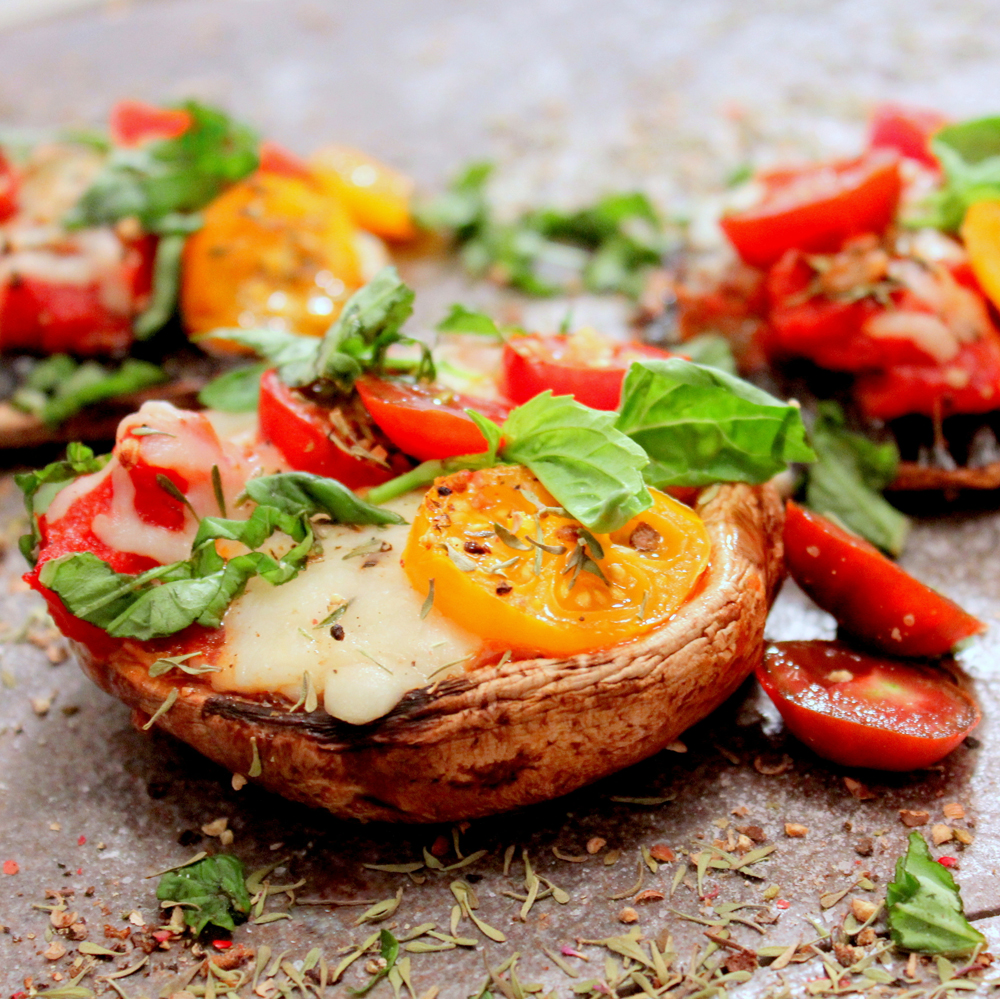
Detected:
[{"left": 72, "top": 481, "right": 784, "bottom": 823}]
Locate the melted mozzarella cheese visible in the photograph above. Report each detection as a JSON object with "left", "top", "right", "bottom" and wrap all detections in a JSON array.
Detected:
[{"left": 212, "top": 492, "right": 480, "bottom": 725}]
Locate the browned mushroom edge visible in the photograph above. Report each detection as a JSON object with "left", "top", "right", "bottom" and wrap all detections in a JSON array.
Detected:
[{"left": 71, "top": 481, "right": 785, "bottom": 823}]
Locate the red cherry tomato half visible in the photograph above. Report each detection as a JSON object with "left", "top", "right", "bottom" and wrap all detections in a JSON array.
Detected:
[
  {"left": 109, "top": 100, "right": 192, "bottom": 147},
  {"left": 257, "top": 368, "right": 404, "bottom": 488},
  {"left": 355, "top": 377, "right": 511, "bottom": 462},
  {"left": 784, "top": 501, "right": 985, "bottom": 658},
  {"left": 868, "top": 103, "right": 948, "bottom": 169},
  {"left": 501, "top": 330, "right": 673, "bottom": 410},
  {"left": 757, "top": 640, "right": 980, "bottom": 770},
  {"left": 720, "top": 153, "right": 902, "bottom": 270}
]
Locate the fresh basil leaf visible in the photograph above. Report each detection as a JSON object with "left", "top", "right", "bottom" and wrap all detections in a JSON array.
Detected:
[
  {"left": 156, "top": 854, "right": 251, "bottom": 936},
  {"left": 132, "top": 231, "right": 186, "bottom": 339},
  {"left": 11, "top": 357, "right": 166, "bottom": 426},
  {"left": 243, "top": 472, "right": 406, "bottom": 525},
  {"left": 616, "top": 358, "right": 815, "bottom": 487},
  {"left": 436, "top": 303, "right": 502, "bottom": 338},
  {"left": 198, "top": 362, "right": 268, "bottom": 413},
  {"left": 201, "top": 327, "right": 320, "bottom": 388},
  {"left": 15, "top": 444, "right": 108, "bottom": 564},
  {"left": 315, "top": 266, "right": 416, "bottom": 389},
  {"left": 679, "top": 334, "right": 738, "bottom": 375},
  {"left": 66, "top": 101, "right": 258, "bottom": 231},
  {"left": 413, "top": 161, "right": 493, "bottom": 232},
  {"left": 917, "top": 117, "right": 1000, "bottom": 230},
  {"left": 502, "top": 392, "right": 651, "bottom": 533},
  {"left": 887, "top": 832, "right": 985, "bottom": 956},
  {"left": 805, "top": 401, "right": 909, "bottom": 556}
]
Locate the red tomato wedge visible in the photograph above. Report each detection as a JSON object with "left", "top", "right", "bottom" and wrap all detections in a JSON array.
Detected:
[
  {"left": 0, "top": 149, "right": 18, "bottom": 222},
  {"left": 258, "top": 141, "right": 312, "bottom": 179},
  {"left": 355, "top": 377, "right": 511, "bottom": 462},
  {"left": 257, "top": 368, "right": 405, "bottom": 488},
  {"left": 784, "top": 502, "right": 985, "bottom": 657},
  {"left": 109, "top": 100, "right": 193, "bottom": 147},
  {"left": 757, "top": 641, "right": 980, "bottom": 770},
  {"left": 720, "top": 153, "right": 902, "bottom": 269},
  {"left": 867, "top": 103, "right": 948, "bottom": 169},
  {"left": 501, "top": 330, "right": 673, "bottom": 410}
]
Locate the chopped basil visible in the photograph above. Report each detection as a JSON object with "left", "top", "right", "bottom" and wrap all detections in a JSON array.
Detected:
[
  {"left": 436, "top": 303, "right": 503, "bottom": 339},
  {"left": 65, "top": 101, "right": 258, "bottom": 233},
  {"left": 887, "top": 832, "right": 985, "bottom": 956},
  {"left": 417, "top": 163, "right": 673, "bottom": 298},
  {"left": 35, "top": 471, "right": 401, "bottom": 641},
  {"left": 155, "top": 853, "right": 251, "bottom": 936},
  {"left": 15, "top": 443, "right": 108, "bottom": 564},
  {"left": 615, "top": 358, "right": 815, "bottom": 487},
  {"left": 11, "top": 355, "right": 167, "bottom": 426},
  {"left": 804, "top": 401, "right": 909, "bottom": 556},
  {"left": 197, "top": 361, "right": 269, "bottom": 413},
  {"left": 214, "top": 266, "right": 430, "bottom": 392}
]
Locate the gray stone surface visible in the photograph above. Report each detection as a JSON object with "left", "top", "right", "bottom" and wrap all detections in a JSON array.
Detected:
[{"left": 1, "top": 1, "right": 1000, "bottom": 995}]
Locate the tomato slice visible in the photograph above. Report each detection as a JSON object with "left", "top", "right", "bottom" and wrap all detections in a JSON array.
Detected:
[
  {"left": 355, "top": 377, "right": 511, "bottom": 462},
  {"left": 757, "top": 640, "right": 979, "bottom": 770},
  {"left": 258, "top": 141, "right": 312, "bottom": 179},
  {"left": 257, "top": 368, "right": 406, "bottom": 488},
  {"left": 867, "top": 103, "right": 948, "bottom": 169},
  {"left": 784, "top": 502, "right": 984, "bottom": 657},
  {"left": 402, "top": 465, "right": 711, "bottom": 657},
  {"left": 109, "top": 100, "right": 192, "bottom": 147},
  {"left": 720, "top": 153, "right": 902, "bottom": 270},
  {"left": 501, "top": 329, "right": 673, "bottom": 410}
]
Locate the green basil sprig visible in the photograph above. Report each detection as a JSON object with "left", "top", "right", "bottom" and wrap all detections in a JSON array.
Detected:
[
  {"left": 614, "top": 359, "right": 815, "bottom": 487},
  {"left": 38, "top": 472, "right": 402, "bottom": 642},
  {"left": 204, "top": 265, "right": 430, "bottom": 393},
  {"left": 887, "top": 832, "right": 985, "bottom": 956}
]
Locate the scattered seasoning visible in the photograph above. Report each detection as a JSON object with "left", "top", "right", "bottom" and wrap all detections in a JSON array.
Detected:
[
  {"left": 493, "top": 522, "right": 530, "bottom": 550},
  {"left": 149, "top": 652, "right": 218, "bottom": 677},
  {"left": 343, "top": 538, "right": 383, "bottom": 560},
  {"left": 900, "top": 809, "right": 931, "bottom": 827},
  {"left": 156, "top": 473, "right": 198, "bottom": 516},
  {"left": 844, "top": 776, "right": 877, "bottom": 800},
  {"left": 317, "top": 600, "right": 351, "bottom": 628},
  {"left": 784, "top": 823, "right": 809, "bottom": 838},
  {"left": 141, "top": 688, "right": 179, "bottom": 731},
  {"left": 445, "top": 544, "right": 478, "bottom": 572},
  {"left": 358, "top": 648, "right": 393, "bottom": 674},
  {"left": 420, "top": 579, "right": 436, "bottom": 619},
  {"left": 586, "top": 837, "right": 607, "bottom": 855},
  {"left": 943, "top": 802, "right": 966, "bottom": 821},
  {"left": 3, "top": 860, "right": 19, "bottom": 875}
]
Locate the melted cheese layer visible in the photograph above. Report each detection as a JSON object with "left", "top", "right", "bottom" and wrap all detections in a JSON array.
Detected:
[{"left": 212, "top": 492, "right": 480, "bottom": 725}]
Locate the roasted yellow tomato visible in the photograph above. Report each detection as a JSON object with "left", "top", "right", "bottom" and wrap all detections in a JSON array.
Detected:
[
  {"left": 961, "top": 200, "right": 1000, "bottom": 311},
  {"left": 403, "top": 466, "right": 711, "bottom": 657},
  {"left": 181, "top": 172, "right": 363, "bottom": 349},
  {"left": 310, "top": 146, "right": 417, "bottom": 242}
]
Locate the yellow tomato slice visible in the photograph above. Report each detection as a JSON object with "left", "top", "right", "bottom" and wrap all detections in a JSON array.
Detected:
[
  {"left": 402, "top": 466, "right": 711, "bottom": 657},
  {"left": 181, "top": 172, "right": 362, "bottom": 350},
  {"left": 961, "top": 200, "right": 1000, "bottom": 311},
  {"left": 310, "top": 146, "right": 417, "bottom": 242}
]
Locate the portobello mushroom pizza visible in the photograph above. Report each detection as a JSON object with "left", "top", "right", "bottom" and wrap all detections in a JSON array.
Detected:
[{"left": 17, "top": 273, "right": 805, "bottom": 822}]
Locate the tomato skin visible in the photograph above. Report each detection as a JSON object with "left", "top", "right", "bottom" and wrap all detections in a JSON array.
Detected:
[
  {"left": 501, "top": 332, "right": 672, "bottom": 410},
  {"left": 257, "top": 368, "right": 400, "bottom": 488},
  {"left": 758, "top": 641, "right": 979, "bottom": 770},
  {"left": 0, "top": 149, "right": 19, "bottom": 222},
  {"left": 258, "top": 141, "right": 312, "bottom": 179},
  {"left": 109, "top": 100, "right": 192, "bottom": 147},
  {"left": 784, "top": 502, "right": 984, "bottom": 657},
  {"left": 867, "top": 103, "right": 948, "bottom": 169},
  {"left": 720, "top": 153, "right": 902, "bottom": 269},
  {"left": 355, "top": 377, "right": 511, "bottom": 462}
]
